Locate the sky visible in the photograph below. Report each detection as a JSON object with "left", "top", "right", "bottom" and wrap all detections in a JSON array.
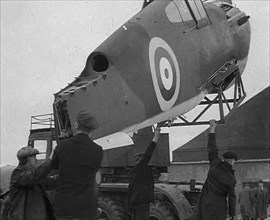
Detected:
[{"left": 1, "top": 0, "right": 269, "bottom": 165}]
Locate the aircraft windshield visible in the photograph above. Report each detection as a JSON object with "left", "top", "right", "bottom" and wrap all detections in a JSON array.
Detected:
[{"left": 166, "top": 0, "right": 209, "bottom": 30}]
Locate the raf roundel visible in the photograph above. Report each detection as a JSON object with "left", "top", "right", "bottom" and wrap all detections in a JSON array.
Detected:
[{"left": 149, "top": 37, "right": 180, "bottom": 111}]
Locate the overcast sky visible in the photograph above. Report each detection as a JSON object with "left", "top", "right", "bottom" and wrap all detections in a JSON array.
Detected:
[{"left": 1, "top": 0, "right": 269, "bottom": 165}]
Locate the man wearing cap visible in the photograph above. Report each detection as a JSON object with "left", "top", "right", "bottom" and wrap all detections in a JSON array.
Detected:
[
  {"left": 3, "top": 146, "right": 56, "bottom": 220},
  {"left": 196, "top": 120, "right": 238, "bottom": 220},
  {"left": 254, "top": 179, "right": 269, "bottom": 220},
  {"left": 51, "top": 111, "right": 103, "bottom": 220},
  {"left": 127, "top": 126, "right": 161, "bottom": 220}
]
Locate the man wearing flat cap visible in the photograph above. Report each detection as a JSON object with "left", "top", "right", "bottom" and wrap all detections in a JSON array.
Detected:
[
  {"left": 127, "top": 126, "right": 161, "bottom": 220},
  {"left": 51, "top": 111, "right": 103, "bottom": 220},
  {"left": 254, "top": 179, "right": 269, "bottom": 220},
  {"left": 196, "top": 120, "right": 238, "bottom": 220},
  {"left": 2, "top": 146, "right": 56, "bottom": 220}
]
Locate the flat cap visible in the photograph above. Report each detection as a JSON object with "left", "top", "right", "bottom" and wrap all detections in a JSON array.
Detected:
[
  {"left": 222, "top": 151, "right": 238, "bottom": 160},
  {"left": 17, "top": 147, "right": 39, "bottom": 161},
  {"left": 258, "top": 179, "right": 264, "bottom": 183}
]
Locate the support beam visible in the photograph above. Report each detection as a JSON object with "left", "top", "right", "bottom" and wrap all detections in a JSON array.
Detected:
[{"left": 160, "top": 70, "right": 246, "bottom": 127}]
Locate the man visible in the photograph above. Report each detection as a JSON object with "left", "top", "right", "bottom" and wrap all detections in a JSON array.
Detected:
[
  {"left": 239, "top": 182, "right": 256, "bottom": 220},
  {"left": 127, "top": 126, "right": 161, "bottom": 220},
  {"left": 254, "top": 179, "right": 269, "bottom": 220},
  {"left": 51, "top": 111, "right": 103, "bottom": 220},
  {"left": 3, "top": 146, "right": 55, "bottom": 220},
  {"left": 196, "top": 120, "right": 237, "bottom": 220}
]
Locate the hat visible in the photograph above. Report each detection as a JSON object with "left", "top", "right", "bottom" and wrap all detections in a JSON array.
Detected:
[
  {"left": 76, "top": 111, "right": 99, "bottom": 132},
  {"left": 17, "top": 147, "right": 39, "bottom": 161},
  {"left": 222, "top": 151, "right": 238, "bottom": 160},
  {"left": 258, "top": 179, "right": 264, "bottom": 183}
]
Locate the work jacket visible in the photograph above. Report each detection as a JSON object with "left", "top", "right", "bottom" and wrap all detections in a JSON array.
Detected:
[
  {"left": 127, "top": 141, "right": 156, "bottom": 207},
  {"left": 4, "top": 159, "right": 56, "bottom": 220},
  {"left": 196, "top": 133, "right": 236, "bottom": 220},
  {"left": 51, "top": 133, "right": 103, "bottom": 219}
]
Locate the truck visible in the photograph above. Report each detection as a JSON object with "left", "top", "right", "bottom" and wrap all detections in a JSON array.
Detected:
[{"left": 1, "top": 87, "right": 269, "bottom": 219}]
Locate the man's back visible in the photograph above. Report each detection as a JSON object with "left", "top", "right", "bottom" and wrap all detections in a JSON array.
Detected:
[
  {"left": 196, "top": 121, "right": 237, "bottom": 220},
  {"left": 51, "top": 133, "right": 103, "bottom": 219},
  {"left": 128, "top": 158, "right": 154, "bottom": 206},
  {"left": 203, "top": 157, "right": 236, "bottom": 205},
  {"left": 207, "top": 157, "right": 236, "bottom": 197},
  {"left": 127, "top": 127, "right": 161, "bottom": 220}
]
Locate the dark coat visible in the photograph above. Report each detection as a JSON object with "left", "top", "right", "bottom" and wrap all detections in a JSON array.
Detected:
[
  {"left": 51, "top": 133, "right": 103, "bottom": 219},
  {"left": 5, "top": 159, "right": 56, "bottom": 220},
  {"left": 254, "top": 187, "right": 269, "bottom": 218},
  {"left": 127, "top": 141, "right": 156, "bottom": 207},
  {"left": 196, "top": 134, "right": 237, "bottom": 220},
  {"left": 239, "top": 187, "right": 255, "bottom": 218}
]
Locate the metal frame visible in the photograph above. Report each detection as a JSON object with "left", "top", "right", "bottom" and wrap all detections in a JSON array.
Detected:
[
  {"left": 30, "top": 113, "right": 54, "bottom": 130},
  {"left": 161, "top": 70, "right": 246, "bottom": 127}
]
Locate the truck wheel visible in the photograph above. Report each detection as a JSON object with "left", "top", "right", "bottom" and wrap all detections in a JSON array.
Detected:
[
  {"left": 97, "top": 194, "right": 127, "bottom": 220},
  {"left": 150, "top": 200, "right": 175, "bottom": 220}
]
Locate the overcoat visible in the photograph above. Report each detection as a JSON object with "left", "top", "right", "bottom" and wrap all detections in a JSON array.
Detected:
[
  {"left": 254, "top": 187, "right": 269, "bottom": 219},
  {"left": 127, "top": 141, "right": 156, "bottom": 207},
  {"left": 196, "top": 133, "right": 236, "bottom": 220},
  {"left": 239, "top": 187, "right": 255, "bottom": 219},
  {"left": 51, "top": 133, "right": 103, "bottom": 219},
  {"left": 4, "top": 159, "right": 56, "bottom": 220}
]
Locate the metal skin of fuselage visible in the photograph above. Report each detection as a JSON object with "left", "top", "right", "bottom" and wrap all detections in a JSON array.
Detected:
[{"left": 54, "top": 0, "right": 251, "bottom": 140}]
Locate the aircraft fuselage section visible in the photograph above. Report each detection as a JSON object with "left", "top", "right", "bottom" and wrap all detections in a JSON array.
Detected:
[{"left": 55, "top": 0, "right": 251, "bottom": 139}]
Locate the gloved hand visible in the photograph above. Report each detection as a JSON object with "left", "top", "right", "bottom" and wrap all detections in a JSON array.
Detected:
[{"left": 209, "top": 119, "right": 217, "bottom": 133}]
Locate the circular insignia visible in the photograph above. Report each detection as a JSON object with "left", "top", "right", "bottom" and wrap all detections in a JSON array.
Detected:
[{"left": 149, "top": 37, "right": 180, "bottom": 111}]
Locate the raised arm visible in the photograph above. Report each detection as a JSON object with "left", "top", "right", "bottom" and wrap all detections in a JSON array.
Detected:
[
  {"left": 139, "top": 126, "right": 161, "bottom": 166},
  {"left": 208, "top": 120, "right": 218, "bottom": 165},
  {"left": 10, "top": 159, "right": 52, "bottom": 187},
  {"left": 50, "top": 145, "right": 60, "bottom": 170}
]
